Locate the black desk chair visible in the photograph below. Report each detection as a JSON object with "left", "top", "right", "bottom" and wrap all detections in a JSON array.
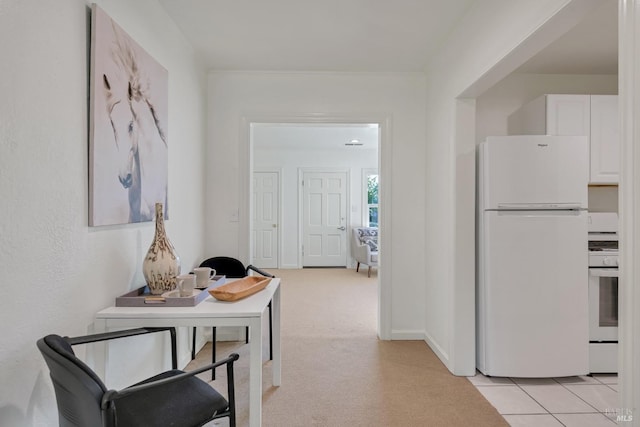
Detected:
[
  {"left": 37, "top": 327, "right": 239, "bottom": 427},
  {"left": 194, "top": 256, "right": 275, "bottom": 379}
]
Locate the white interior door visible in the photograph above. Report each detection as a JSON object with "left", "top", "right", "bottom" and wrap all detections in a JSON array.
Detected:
[
  {"left": 252, "top": 171, "right": 279, "bottom": 268},
  {"left": 302, "top": 171, "right": 348, "bottom": 267}
]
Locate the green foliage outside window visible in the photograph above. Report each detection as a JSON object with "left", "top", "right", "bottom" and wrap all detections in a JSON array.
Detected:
[
  {"left": 367, "top": 175, "right": 379, "bottom": 227},
  {"left": 367, "top": 175, "right": 378, "bottom": 204}
]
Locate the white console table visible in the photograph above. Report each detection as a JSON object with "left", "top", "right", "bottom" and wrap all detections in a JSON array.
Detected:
[{"left": 94, "top": 278, "right": 281, "bottom": 427}]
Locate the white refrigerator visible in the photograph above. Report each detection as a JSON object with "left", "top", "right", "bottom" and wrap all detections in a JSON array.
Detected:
[{"left": 477, "top": 135, "right": 589, "bottom": 378}]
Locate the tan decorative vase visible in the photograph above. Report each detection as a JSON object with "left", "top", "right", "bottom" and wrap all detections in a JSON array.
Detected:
[{"left": 143, "top": 203, "right": 181, "bottom": 295}]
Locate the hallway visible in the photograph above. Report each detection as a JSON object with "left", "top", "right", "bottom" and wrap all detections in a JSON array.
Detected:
[{"left": 190, "top": 268, "right": 506, "bottom": 426}]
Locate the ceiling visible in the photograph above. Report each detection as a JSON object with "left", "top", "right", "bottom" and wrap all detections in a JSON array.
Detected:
[
  {"left": 158, "top": 0, "right": 475, "bottom": 72},
  {"left": 516, "top": 0, "right": 618, "bottom": 74},
  {"left": 159, "top": 1, "right": 618, "bottom": 151},
  {"left": 159, "top": 0, "right": 618, "bottom": 75}
]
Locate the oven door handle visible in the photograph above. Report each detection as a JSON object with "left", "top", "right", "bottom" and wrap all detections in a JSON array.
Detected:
[{"left": 589, "top": 268, "right": 619, "bottom": 278}]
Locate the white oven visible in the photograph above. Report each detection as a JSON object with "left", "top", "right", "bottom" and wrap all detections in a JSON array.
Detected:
[
  {"left": 588, "top": 267, "right": 618, "bottom": 342},
  {"left": 587, "top": 212, "right": 619, "bottom": 373}
]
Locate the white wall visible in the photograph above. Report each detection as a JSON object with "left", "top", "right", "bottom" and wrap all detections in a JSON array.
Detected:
[
  {"left": 254, "top": 145, "right": 378, "bottom": 268},
  {"left": 207, "top": 71, "right": 427, "bottom": 338},
  {"left": 0, "top": 0, "right": 208, "bottom": 425},
  {"left": 423, "top": 0, "right": 603, "bottom": 375}
]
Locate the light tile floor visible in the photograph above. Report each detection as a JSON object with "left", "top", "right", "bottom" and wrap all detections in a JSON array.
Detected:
[{"left": 468, "top": 372, "right": 620, "bottom": 426}]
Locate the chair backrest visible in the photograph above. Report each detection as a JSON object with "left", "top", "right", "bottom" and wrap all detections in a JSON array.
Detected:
[
  {"left": 199, "top": 256, "right": 247, "bottom": 278},
  {"left": 352, "top": 228, "right": 362, "bottom": 247},
  {"left": 352, "top": 227, "right": 379, "bottom": 252},
  {"left": 37, "top": 335, "right": 107, "bottom": 427}
]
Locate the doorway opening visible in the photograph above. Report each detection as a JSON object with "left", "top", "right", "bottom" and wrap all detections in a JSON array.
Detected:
[
  {"left": 250, "top": 123, "right": 379, "bottom": 270},
  {"left": 240, "top": 115, "right": 391, "bottom": 339}
]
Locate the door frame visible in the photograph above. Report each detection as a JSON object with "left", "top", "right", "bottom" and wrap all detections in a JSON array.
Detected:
[
  {"left": 239, "top": 112, "right": 393, "bottom": 340},
  {"left": 618, "top": 0, "right": 640, "bottom": 413},
  {"left": 253, "top": 168, "right": 282, "bottom": 269},
  {"left": 298, "top": 167, "right": 350, "bottom": 268}
]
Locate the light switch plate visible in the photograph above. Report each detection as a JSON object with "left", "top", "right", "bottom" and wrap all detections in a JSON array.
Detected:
[{"left": 230, "top": 208, "right": 239, "bottom": 222}]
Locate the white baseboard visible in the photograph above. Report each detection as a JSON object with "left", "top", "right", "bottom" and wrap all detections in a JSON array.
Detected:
[
  {"left": 216, "top": 326, "right": 245, "bottom": 341},
  {"left": 196, "top": 325, "right": 245, "bottom": 342},
  {"left": 279, "top": 264, "right": 299, "bottom": 269},
  {"left": 424, "top": 330, "right": 451, "bottom": 371},
  {"left": 178, "top": 352, "right": 193, "bottom": 369},
  {"left": 390, "top": 329, "right": 426, "bottom": 340}
]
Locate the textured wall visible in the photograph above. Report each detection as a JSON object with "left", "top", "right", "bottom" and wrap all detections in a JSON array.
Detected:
[{"left": 0, "top": 1, "right": 207, "bottom": 425}]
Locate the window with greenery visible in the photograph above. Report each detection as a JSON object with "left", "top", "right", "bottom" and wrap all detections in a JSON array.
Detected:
[{"left": 364, "top": 170, "right": 378, "bottom": 227}]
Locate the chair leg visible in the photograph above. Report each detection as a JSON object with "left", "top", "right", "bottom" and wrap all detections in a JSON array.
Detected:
[
  {"left": 356, "top": 262, "right": 360, "bottom": 272},
  {"left": 227, "top": 356, "right": 237, "bottom": 427},
  {"left": 368, "top": 266, "right": 371, "bottom": 278},
  {"left": 211, "top": 327, "right": 217, "bottom": 381},
  {"left": 169, "top": 327, "right": 177, "bottom": 369},
  {"left": 191, "top": 327, "right": 197, "bottom": 360}
]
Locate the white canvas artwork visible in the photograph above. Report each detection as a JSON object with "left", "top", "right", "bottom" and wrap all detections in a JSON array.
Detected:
[{"left": 89, "top": 4, "right": 168, "bottom": 226}]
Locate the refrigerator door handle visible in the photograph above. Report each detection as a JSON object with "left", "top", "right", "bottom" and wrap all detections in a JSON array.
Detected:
[
  {"left": 497, "top": 203, "right": 584, "bottom": 210},
  {"left": 494, "top": 210, "right": 586, "bottom": 218}
]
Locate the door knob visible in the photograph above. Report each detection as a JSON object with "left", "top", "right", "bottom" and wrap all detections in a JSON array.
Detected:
[
  {"left": 337, "top": 226, "right": 346, "bottom": 230},
  {"left": 272, "top": 224, "right": 277, "bottom": 228}
]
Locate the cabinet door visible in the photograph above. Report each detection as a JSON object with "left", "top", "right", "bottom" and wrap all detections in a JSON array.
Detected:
[
  {"left": 590, "top": 95, "right": 619, "bottom": 184},
  {"left": 546, "top": 94, "right": 590, "bottom": 136}
]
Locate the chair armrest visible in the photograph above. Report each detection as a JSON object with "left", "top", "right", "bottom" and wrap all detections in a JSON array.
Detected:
[
  {"left": 66, "top": 327, "right": 178, "bottom": 369},
  {"left": 353, "top": 240, "right": 371, "bottom": 260},
  {"left": 101, "top": 353, "right": 240, "bottom": 408},
  {"left": 65, "top": 327, "right": 175, "bottom": 345},
  {"left": 247, "top": 265, "right": 275, "bottom": 278}
]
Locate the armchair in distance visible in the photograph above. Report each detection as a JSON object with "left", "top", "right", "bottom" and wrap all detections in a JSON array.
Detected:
[{"left": 351, "top": 227, "right": 378, "bottom": 277}]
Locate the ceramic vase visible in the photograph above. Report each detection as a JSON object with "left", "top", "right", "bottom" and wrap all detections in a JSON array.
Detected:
[{"left": 143, "top": 203, "right": 181, "bottom": 295}]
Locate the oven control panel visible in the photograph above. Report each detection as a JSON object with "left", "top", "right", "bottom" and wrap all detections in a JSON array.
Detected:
[{"left": 589, "top": 254, "right": 619, "bottom": 267}]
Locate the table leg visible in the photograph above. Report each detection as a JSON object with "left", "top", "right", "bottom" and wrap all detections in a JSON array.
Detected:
[
  {"left": 272, "top": 286, "right": 281, "bottom": 386},
  {"left": 248, "top": 317, "right": 263, "bottom": 427}
]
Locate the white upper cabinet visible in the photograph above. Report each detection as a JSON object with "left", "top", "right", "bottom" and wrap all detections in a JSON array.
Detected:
[
  {"left": 546, "top": 95, "right": 591, "bottom": 137},
  {"left": 508, "top": 94, "right": 619, "bottom": 184},
  {"left": 590, "top": 95, "right": 619, "bottom": 184}
]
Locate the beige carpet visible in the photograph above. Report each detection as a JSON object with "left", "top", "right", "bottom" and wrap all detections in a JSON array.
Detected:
[{"left": 189, "top": 268, "right": 507, "bottom": 427}]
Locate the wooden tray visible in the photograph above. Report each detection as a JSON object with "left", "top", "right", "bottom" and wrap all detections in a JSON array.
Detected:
[{"left": 208, "top": 276, "right": 271, "bottom": 302}]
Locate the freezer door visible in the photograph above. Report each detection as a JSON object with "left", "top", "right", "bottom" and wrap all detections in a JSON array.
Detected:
[
  {"left": 478, "top": 210, "right": 589, "bottom": 377},
  {"left": 479, "top": 135, "right": 588, "bottom": 211}
]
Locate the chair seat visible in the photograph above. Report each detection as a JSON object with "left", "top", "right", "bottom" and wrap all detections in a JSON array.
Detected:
[{"left": 115, "top": 370, "right": 228, "bottom": 427}]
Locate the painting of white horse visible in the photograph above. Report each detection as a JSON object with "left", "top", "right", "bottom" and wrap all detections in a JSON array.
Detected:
[{"left": 89, "top": 4, "right": 168, "bottom": 226}]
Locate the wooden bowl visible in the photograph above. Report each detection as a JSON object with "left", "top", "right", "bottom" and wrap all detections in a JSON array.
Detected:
[{"left": 208, "top": 276, "right": 271, "bottom": 301}]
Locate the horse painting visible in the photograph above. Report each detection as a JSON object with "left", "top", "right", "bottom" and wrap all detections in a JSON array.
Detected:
[{"left": 90, "top": 4, "right": 168, "bottom": 226}]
